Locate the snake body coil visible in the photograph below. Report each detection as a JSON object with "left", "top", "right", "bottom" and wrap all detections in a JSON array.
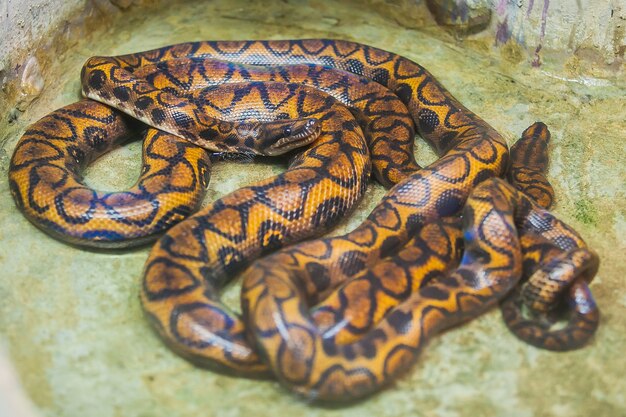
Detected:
[
  {"left": 134, "top": 40, "right": 512, "bottom": 377},
  {"left": 8, "top": 87, "right": 320, "bottom": 247},
  {"left": 237, "top": 121, "right": 597, "bottom": 400},
  {"left": 7, "top": 39, "right": 599, "bottom": 402}
]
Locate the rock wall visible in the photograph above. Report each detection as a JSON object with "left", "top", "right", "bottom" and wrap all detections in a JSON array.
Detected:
[
  {"left": 0, "top": 0, "right": 85, "bottom": 64},
  {"left": 369, "top": 0, "right": 624, "bottom": 74},
  {"left": 493, "top": 0, "right": 624, "bottom": 70}
]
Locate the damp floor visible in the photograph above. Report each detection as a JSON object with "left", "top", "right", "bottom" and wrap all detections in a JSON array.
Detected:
[{"left": 0, "top": 1, "right": 625, "bottom": 416}]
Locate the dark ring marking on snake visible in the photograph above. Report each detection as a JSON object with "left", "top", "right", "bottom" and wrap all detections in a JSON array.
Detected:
[
  {"left": 9, "top": 38, "right": 599, "bottom": 401},
  {"left": 241, "top": 176, "right": 595, "bottom": 401},
  {"left": 508, "top": 122, "right": 554, "bottom": 209},
  {"left": 8, "top": 84, "right": 321, "bottom": 247},
  {"left": 501, "top": 122, "right": 599, "bottom": 350},
  {"left": 309, "top": 122, "right": 598, "bottom": 351},
  {"left": 135, "top": 39, "right": 512, "bottom": 377},
  {"left": 501, "top": 237, "right": 600, "bottom": 351},
  {"left": 234, "top": 119, "right": 597, "bottom": 400},
  {"left": 128, "top": 58, "right": 420, "bottom": 188},
  {"left": 140, "top": 78, "right": 372, "bottom": 375},
  {"left": 130, "top": 41, "right": 597, "bottom": 394},
  {"left": 81, "top": 56, "right": 322, "bottom": 157}
]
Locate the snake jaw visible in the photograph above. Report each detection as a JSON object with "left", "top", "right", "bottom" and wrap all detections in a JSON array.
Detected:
[{"left": 261, "top": 118, "right": 321, "bottom": 156}]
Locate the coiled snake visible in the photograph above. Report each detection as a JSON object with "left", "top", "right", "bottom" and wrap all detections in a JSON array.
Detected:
[
  {"left": 8, "top": 39, "right": 599, "bottom": 401},
  {"left": 8, "top": 83, "right": 327, "bottom": 246}
]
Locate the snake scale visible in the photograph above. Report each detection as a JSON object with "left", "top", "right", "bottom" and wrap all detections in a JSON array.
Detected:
[
  {"left": 8, "top": 87, "right": 321, "bottom": 247},
  {"left": 8, "top": 39, "right": 599, "bottom": 402}
]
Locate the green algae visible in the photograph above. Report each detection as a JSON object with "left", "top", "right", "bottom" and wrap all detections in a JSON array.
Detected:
[{"left": 574, "top": 198, "right": 599, "bottom": 226}]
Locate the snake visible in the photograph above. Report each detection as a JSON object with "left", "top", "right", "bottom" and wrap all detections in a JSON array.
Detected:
[
  {"left": 309, "top": 122, "right": 599, "bottom": 349},
  {"left": 125, "top": 57, "right": 421, "bottom": 188},
  {"left": 500, "top": 124, "right": 599, "bottom": 350},
  {"left": 10, "top": 40, "right": 425, "bottom": 247},
  {"left": 115, "top": 39, "right": 509, "bottom": 378},
  {"left": 241, "top": 175, "right": 595, "bottom": 401},
  {"left": 8, "top": 92, "right": 320, "bottom": 247},
  {"left": 237, "top": 118, "right": 597, "bottom": 400},
  {"left": 501, "top": 235, "right": 599, "bottom": 350},
  {"left": 91, "top": 40, "right": 597, "bottom": 387},
  {"left": 7, "top": 39, "right": 599, "bottom": 401}
]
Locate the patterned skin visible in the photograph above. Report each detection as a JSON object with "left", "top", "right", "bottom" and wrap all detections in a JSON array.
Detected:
[
  {"left": 76, "top": 46, "right": 434, "bottom": 373},
  {"left": 131, "top": 41, "right": 595, "bottom": 391},
  {"left": 8, "top": 86, "right": 321, "bottom": 248},
  {"left": 311, "top": 216, "right": 464, "bottom": 345},
  {"left": 501, "top": 122, "right": 599, "bottom": 351},
  {"left": 241, "top": 177, "right": 594, "bottom": 401},
  {"left": 8, "top": 39, "right": 599, "bottom": 401},
  {"left": 10, "top": 43, "right": 425, "bottom": 247},
  {"left": 140, "top": 81, "right": 372, "bottom": 375},
  {"left": 507, "top": 122, "right": 554, "bottom": 209},
  {"left": 81, "top": 58, "right": 320, "bottom": 156},
  {"left": 135, "top": 40, "right": 512, "bottom": 376},
  {"left": 234, "top": 118, "right": 597, "bottom": 400},
  {"left": 308, "top": 123, "right": 599, "bottom": 350},
  {"left": 502, "top": 236, "right": 599, "bottom": 351},
  {"left": 129, "top": 58, "right": 420, "bottom": 188}
]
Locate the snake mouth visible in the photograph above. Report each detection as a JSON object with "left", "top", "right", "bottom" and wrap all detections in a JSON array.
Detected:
[{"left": 263, "top": 118, "right": 321, "bottom": 156}]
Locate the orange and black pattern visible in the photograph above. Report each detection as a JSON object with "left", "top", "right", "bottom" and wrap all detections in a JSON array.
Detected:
[
  {"left": 133, "top": 41, "right": 599, "bottom": 395},
  {"left": 241, "top": 177, "right": 596, "bottom": 401},
  {"left": 501, "top": 121, "right": 599, "bottom": 350},
  {"left": 508, "top": 122, "right": 554, "bottom": 209},
  {"left": 142, "top": 81, "right": 371, "bottom": 375},
  {"left": 129, "top": 58, "right": 420, "bottom": 188},
  {"left": 81, "top": 57, "right": 320, "bottom": 156},
  {"left": 8, "top": 85, "right": 320, "bottom": 247},
  {"left": 8, "top": 100, "right": 212, "bottom": 247},
  {"left": 311, "top": 216, "right": 463, "bottom": 345},
  {"left": 307, "top": 123, "right": 599, "bottom": 352},
  {"left": 501, "top": 235, "right": 599, "bottom": 351},
  {"left": 7, "top": 38, "right": 600, "bottom": 402},
  {"left": 106, "top": 39, "right": 507, "bottom": 156},
  {"left": 139, "top": 39, "right": 512, "bottom": 377}
]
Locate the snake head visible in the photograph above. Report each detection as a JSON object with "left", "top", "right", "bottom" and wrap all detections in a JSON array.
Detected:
[{"left": 241, "top": 118, "right": 321, "bottom": 156}]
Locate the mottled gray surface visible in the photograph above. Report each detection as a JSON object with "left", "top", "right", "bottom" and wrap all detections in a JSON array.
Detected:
[{"left": 0, "top": 1, "right": 625, "bottom": 416}]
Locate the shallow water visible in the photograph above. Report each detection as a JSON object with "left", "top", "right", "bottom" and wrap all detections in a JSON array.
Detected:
[{"left": 0, "top": 1, "right": 625, "bottom": 416}]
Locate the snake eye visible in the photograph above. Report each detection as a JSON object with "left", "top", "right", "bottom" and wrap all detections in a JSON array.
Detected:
[
  {"left": 283, "top": 126, "right": 292, "bottom": 137},
  {"left": 68, "top": 147, "right": 85, "bottom": 166}
]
